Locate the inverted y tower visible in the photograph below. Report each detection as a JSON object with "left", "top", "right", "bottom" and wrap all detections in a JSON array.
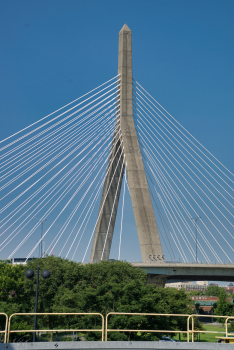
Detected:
[{"left": 90, "top": 24, "right": 163, "bottom": 263}]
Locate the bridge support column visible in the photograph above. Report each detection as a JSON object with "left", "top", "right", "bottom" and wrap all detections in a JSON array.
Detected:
[
  {"left": 90, "top": 24, "right": 163, "bottom": 264},
  {"left": 146, "top": 274, "right": 167, "bottom": 288}
]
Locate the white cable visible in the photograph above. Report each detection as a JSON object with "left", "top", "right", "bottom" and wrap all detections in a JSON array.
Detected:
[
  {"left": 135, "top": 117, "right": 234, "bottom": 240},
  {"left": 1, "top": 99, "right": 118, "bottom": 179},
  {"left": 144, "top": 151, "right": 210, "bottom": 263},
  {"left": 101, "top": 154, "right": 125, "bottom": 260},
  {"left": 82, "top": 145, "right": 124, "bottom": 263},
  {"left": 48, "top": 139, "right": 114, "bottom": 258},
  {"left": 154, "top": 185, "right": 186, "bottom": 262},
  {"left": 133, "top": 91, "right": 234, "bottom": 196},
  {"left": 1, "top": 84, "right": 119, "bottom": 158},
  {"left": 136, "top": 125, "right": 232, "bottom": 262},
  {"left": 133, "top": 101, "right": 234, "bottom": 209},
  {"left": 148, "top": 162, "right": 193, "bottom": 260},
  {"left": 139, "top": 136, "right": 222, "bottom": 263},
  {"left": 144, "top": 149, "right": 209, "bottom": 262},
  {"left": 1, "top": 76, "right": 120, "bottom": 146},
  {"left": 27, "top": 136, "right": 123, "bottom": 261},
  {"left": 118, "top": 167, "right": 127, "bottom": 261},
  {"left": 1, "top": 122, "right": 120, "bottom": 245},
  {"left": 47, "top": 124, "right": 122, "bottom": 257},
  {"left": 0, "top": 90, "right": 119, "bottom": 170},
  {"left": 1, "top": 108, "right": 118, "bottom": 204},
  {"left": 1, "top": 117, "right": 120, "bottom": 231},
  {"left": 2, "top": 121, "right": 119, "bottom": 251},
  {"left": 133, "top": 107, "right": 234, "bottom": 222},
  {"left": 7, "top": 126, "right": 117, "bottom": 259},
  {"left": 134, "top": 80, "right": 234, "bottom": 178},
  {"left": 70, "top": 137, "right": 124, "bottom": 261},
  {"left": 1, "top": 99, "right": 118, "bottom": 186}
]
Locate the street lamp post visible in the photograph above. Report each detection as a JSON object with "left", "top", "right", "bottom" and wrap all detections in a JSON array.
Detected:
[
  {"left": 25, "top": 266, "right": 50, "bottom": 342},
  {"left": 191, "top": 217, "right": 201, "bottom": 263}
]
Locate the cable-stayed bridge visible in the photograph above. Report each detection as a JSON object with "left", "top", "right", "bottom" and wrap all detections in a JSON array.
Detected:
[{"left": 0, "top": 25, "right": 233, "bottom": 285}]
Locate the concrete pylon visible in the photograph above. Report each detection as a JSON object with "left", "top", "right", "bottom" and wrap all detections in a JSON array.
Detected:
[{"left": 89, "top": 24, "right": 163, "bottom": 263}]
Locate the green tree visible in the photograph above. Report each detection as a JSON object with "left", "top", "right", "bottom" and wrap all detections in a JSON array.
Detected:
[
  {"left": 214, "top": 288, "right": 232, "bottom": 323},
  {"left": 187, "top": 290, "right": 204, "bottom": 296},
  {"left": 0, "top": 257, "right": 193, "bottom": 341},
  {"left": 205, "top": 285, "right": 225, "bottom": 297}
]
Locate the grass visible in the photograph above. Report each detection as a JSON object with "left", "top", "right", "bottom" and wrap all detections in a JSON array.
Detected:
[{"left": 173, "top": 324, "right": 227, "bottom": 342}]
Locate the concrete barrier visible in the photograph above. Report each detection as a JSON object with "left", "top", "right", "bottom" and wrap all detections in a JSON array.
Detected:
[{"left": 0, "top": 342, "right": 233, "bottom": 350}]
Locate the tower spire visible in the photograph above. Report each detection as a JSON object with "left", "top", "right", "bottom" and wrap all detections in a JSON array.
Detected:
[{"left": 90, "top": 25, "right": 163, "bottom": 263}]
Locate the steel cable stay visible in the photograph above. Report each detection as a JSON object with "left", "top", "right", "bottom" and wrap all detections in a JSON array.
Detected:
[
  {"left": 0, "top": 110, "right": 120, "bottom": 222},
  {"left": 140, "top": 133, "right": 216, "bottom": 263},
  {"left": 118, "top": 167, "right": 127, "bottom": 261},
  {"left": 27, "top": 139, "right": 114, "bottom": 260},
  {"left": 143, "top": 148, "right": 211, "bottom": 263},
  {"left": 133, "top": 89, "right": 234, "bottom": 199},
  {"left": 136, "top": 136, "right": 176, "bottom": 261},
  {"left": 135, "top": 125, "right": 232, "bottom": 263},
  {"left": 0, "top": 90, "right": 119, "bottom": 171},
  {"left": 133, "top": 104, "right": 234, "bottom": 226},
  {"left": 44, "top": 126, "right": 123, "bottom": 259},
  {"left": 136, "top": 122, "right": 234, "bottom": 260},
  {"left": 26, "top": 138, "right": 124, "bottom": 262},
  {"left": 134, "top": 114, "right": 233, "bottom": 240},
  {"left": 145, "top": 150, "right": 207, "bottom": 263},
  {"left": 153, "top": 184, "right": 187, "bottom": 263},
  {"left": 0, "top": 120, "right": 120, "bottom": 248},
  {"left": 139, "top": 138, "right": 195, "bottom": 258},
  {"left": 0, "top": 107, "right": 118, "bottom": 204},
  {"left": 133, "top": 79, "right": 234, "bottom": 179},
  {"left": 0, "top": 117, "right": 120, "bottom": 232},
  {"left": 0, "top": 76, "right": 120, "bottom": 150},
  {"left": 0, "top": 83, "right": 119, "bottom": 161},
  {"left": 142, "top": 164, "right": 176, "bottom": 261},
  {"left": 1, "top": 75, "right": 120, "bottom": 144},
  {"left": 101, "top": 154, "right": 125, "bottom": 261},
  {"left": 65, "top": 133, "right": 123, "bottom": 260},
  {"left": 148, "top": 162, "right": 195, "bottom": 262},
  {"left": 0, "top": 100, "right": 119, "bottom": 189},
  {"left": 82, "top": 146, "right": 124, "bottom": 263},
  {"left": 139, "top": 135, "right": 222, "bottom": 264},
  {"left": 1, "top": 118, "right": 119, "bottom": 254},
  {"left": 7, "top": 135, "right": 110, "bottom": 261},
  {"left": 0, "top": 98, "right": 119, "bottom": 179},
  {"left": 133, "top": 97, "right": 234, "bottom": 209}
]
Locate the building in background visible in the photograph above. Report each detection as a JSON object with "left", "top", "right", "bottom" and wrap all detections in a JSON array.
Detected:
[
  {"left": 224, "top": 283, "right": 234, "bottom": 294},
  {"left": 191, "top": 296, "right": 233, "bottom": 315},
  {"left": 165, "top": 281, "right": 208, "bottom": 292}
]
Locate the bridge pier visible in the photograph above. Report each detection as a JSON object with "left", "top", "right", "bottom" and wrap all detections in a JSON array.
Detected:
[
  {"left": 90, "top": 24, "right": 163, "bottom": 264},
  {"left": 146, "top": 274, "right": 167, "bottom": 287}
]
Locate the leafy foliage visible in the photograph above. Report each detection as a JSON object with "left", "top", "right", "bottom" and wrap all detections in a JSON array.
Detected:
[
  {"left": 214, "top": 288, "right": 232, "bottom": 323},
  {"left": 0, "top": 257, "right": 193, "bottom": 341},
  {"left": 205, "top": 285, "right": 226, "bottom": 297}
]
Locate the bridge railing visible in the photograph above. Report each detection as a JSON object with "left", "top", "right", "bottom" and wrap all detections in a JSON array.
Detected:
[
  {"left": 2, "top": 312, "right": 234, "bottom": 343},
  {"left": 7, "top": 312, "right": 104, "bottom": 343},
  {"left": 188, "top": 314, "right": 233, "bottom": 342},
  {"left": 225, "top": 317, "right": 234, "bottom": 337},
  {"left": 0, "top": 313, "right": 8, "bottom": 343},
  {"left": 105, "top": 312, "right": 190, "bottom": 341}
]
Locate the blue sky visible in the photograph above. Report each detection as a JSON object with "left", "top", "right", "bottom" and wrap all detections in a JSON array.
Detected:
[{"left": 0, "top": 0, "right": 233, "bottom": 266}]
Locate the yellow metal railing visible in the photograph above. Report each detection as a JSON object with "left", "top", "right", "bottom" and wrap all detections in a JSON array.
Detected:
[
  {"left": 2, "top": 311, "right": 234, "bottom": 343},
  {"left": 225, "top": 316, "right": 234, "bottom": 337},
  {"left": 187, "top": 314, "right": 232, "bottom": 342},
  {"left": 0, "top": 313, "right": 8, "bottom": 343},
  {"left": 105, "top": 312, "right": 190, "bottom": 341},
  {"left": 7, "top": 312, "right": 104, "bottom": 343}
]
